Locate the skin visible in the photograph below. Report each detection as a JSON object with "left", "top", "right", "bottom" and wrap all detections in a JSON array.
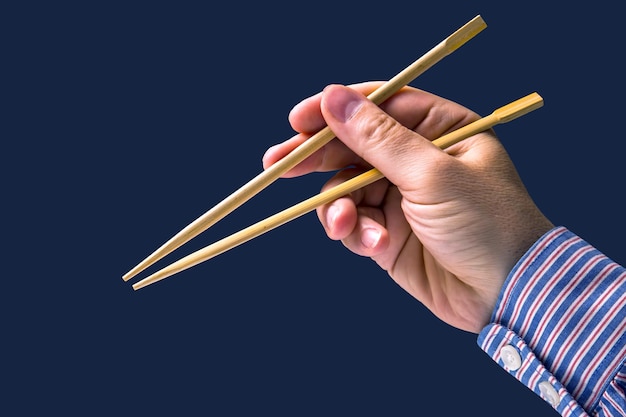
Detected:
[{"left": 263, "top": 83, "right": 554, "bottom": 333}]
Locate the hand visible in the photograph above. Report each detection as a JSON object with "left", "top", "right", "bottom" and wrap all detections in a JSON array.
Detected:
[{"left": 263, "top": 83, "right": 553, "bottom": 333}]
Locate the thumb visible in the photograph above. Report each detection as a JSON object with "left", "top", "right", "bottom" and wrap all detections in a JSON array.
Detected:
[{"left": 320, "top": 84, "right": 446, "bottom": 189}]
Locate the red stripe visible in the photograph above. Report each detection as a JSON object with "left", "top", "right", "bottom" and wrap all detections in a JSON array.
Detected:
[
  {"left": 482, "top": 323, "right": 502, "bottom": 354},
  {"left": 527, "top": 362, "right": 541, "bottom": 392}
]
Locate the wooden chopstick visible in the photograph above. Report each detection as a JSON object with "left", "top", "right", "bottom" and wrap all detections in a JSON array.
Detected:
[
  {"left": 122, "top": 15, "right": 487, "bottom": 283},
  {"left": 131, "top": 92, "right": 544, "bottom": 290}
]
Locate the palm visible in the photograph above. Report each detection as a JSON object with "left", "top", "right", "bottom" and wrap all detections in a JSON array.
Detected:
[{"left": 355, "top": 174, "right": 498, "bottom": 333}]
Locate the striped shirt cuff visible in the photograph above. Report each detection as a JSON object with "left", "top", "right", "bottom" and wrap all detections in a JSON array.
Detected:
[{"left": 478, "top": 226, "right": 626, "bottom": 416}]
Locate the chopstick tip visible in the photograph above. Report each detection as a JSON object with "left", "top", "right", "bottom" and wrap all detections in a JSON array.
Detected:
[
  {"left": 122, "top": 264, "right": 143, "bottom": 281},
  {"left": 131, "top": 278, "right": 150, "bottom": 290},
  {"left": 131, "top": 272, "right": 163, "bottom": 291},
  {"left": 444, "top": 14, "right": 487, "bottom": 53}
]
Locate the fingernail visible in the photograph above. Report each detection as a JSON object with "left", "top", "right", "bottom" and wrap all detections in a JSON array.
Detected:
[
  {"left": 324, "top": 85, "right": 364, "bottom": 123},
  {"left": 361, "top": 227, "right": 381, "bottom": 249},
  {"left": 327, "top": 204, "right": 339, "bottom": 229}
]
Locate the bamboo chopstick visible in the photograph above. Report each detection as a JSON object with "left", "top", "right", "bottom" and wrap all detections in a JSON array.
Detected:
[
  {"left": 131, "top": 92, "right": 544, "bottom": 290},
  {"left": 122, "top": 15, "right": 487, "bottom": 282}
]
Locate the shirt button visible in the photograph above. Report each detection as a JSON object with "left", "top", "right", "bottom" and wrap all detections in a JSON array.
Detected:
[
  {"left": 538, "top": 381, "right": 560, "bottom": 407},
  {"left": 500, "top": 345, "right": 522, "bottom": 371}
]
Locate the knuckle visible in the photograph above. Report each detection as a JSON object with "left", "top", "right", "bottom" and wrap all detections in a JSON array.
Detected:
[{"left": 355, "top": 112, "right": 407, "bottom": 158}]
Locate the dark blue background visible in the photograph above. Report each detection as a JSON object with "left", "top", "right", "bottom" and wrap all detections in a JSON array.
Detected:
[{"left": 2, "top": 2, "right": 623, "bottom": 416}]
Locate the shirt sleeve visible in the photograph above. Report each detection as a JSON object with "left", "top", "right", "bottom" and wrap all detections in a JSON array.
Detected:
[{"left": 477, "top": 226, "right": 626, "bottom": 416}]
